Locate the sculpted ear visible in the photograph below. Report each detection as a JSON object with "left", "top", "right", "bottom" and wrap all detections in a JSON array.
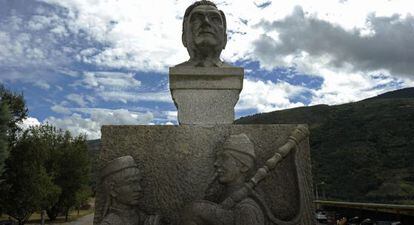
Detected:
[
  {"left": 182, "top": 31, "right": 187, "bottom": 47},
  {"left": 240, "top": 164, "right": 249, "bottom": 173},
  {"left": 182, "top": 20, "right": 188, "bottom": 47},
  {"left": 107, "top": 181, "right": 118, "bottom": 198},
  {"left": 223, "top": 32, "right": 227, "bottom": 49},
  {"left": 220, "top": 10, "right": 227, "bottom": 49}
]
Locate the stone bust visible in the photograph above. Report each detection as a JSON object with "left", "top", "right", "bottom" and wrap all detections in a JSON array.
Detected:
[{"left": 176, "top": 0, "right": 232, "bottom": 67}]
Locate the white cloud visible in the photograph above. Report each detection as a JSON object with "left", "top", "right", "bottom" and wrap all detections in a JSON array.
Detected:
[
  {"left": 40, "top": 0, "right": 189, "bottom": 72},
  {"left": 17, "top": 117, "right": 41, "bottom": 130},
  {"left": 98, "top": 91, "right": 172, "bottom": 104},
  {"left": 45, "top": 114, "right": 100, "bottom": 139},
  {"left": 236, "top": 78, "right": 306, "bottom": 112},
  {"left": 0, "top": 3, "right": 78, "bottom": 85},
  {"left": 51, "top": 104, "right": 71, "bottom": 114},
  {"left": 309, "top": 69, "right": 405, "bottom": 105},
  {"left": 38, "top": 0, "right": 413, "bottom": 72},
  {"left": 66, "top": 93, "right": 89, "bottom": 107},
  {"left": 0, "top": 10, "right": 71, "bottom": 69},
  {"left": 44, "top": 108, "right": 154, "bottom": 139},
  {"left": 80, "top": 71, "right": 141, "bottom": 90},
  {"left": 253, "top": 7, "right": 414, "bottom": 78},
  {"left": 163, "top": 111, "right": 178, "bottom": 122},
  {"left": 33, "top": 80, "right": 51, "bottom": 90},
  {"left": 3, "top": 0, "right": 413, "bottom": 77}
]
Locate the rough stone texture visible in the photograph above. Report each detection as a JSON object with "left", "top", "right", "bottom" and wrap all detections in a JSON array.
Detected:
[
  {"left": 169, "top": 67, "right": 244, "bottom": 125},
  {"left": 94, "top": 124, "right": 315, "bottom": 225}
]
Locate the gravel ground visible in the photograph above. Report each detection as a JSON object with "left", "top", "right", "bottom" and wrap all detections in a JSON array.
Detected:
[{"left": 48, "top": 214, "right": 94, "bottom": 225}]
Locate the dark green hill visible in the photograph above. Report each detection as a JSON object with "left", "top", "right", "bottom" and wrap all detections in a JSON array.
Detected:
[
  {"left": 366, "top": 87, "right": 414, "bottom": 100},
  {"left": 236, "top": 88, "right": 414, "bottom": 203}
]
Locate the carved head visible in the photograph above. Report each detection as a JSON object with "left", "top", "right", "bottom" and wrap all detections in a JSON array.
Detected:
[
  {"left": 101, "top": 156, "right": 143, "bottom": 207},
  {"left": 214, "top": 134, "right": 255, "bottom": 185},
  {"left": 182, "top": 0, "right": 227, "bottom": 65}
]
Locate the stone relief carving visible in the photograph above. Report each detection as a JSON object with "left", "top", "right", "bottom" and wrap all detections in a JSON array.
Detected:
[
  {"left": 183, "top": 126, "right": 309, "bottom": 225},
  {"left": 96, "top": 125, "right": 314, "bottom": 225},
  {"left": 183, "top": 133, "right": 265, "bottom": 225},
  {"left": 98, "top": 156, "right": 161, "bottom": 225},
  {"left": 176, "top": 0, "right": 232, "bottom": 67}
]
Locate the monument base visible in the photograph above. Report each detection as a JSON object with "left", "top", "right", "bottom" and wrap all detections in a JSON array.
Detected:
[
  {"left": 169, "top": 67, "right": 244, "bottom": 125},
  {"left": 94, "top": 124, "right": 315, "bottom": 225}
]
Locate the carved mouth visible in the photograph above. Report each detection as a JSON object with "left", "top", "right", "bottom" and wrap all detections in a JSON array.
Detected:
[{"left": 199, "top": 31, "right": 214, "bottom": 35}]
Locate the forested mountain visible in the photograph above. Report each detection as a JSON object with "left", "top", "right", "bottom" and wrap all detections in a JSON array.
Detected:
[{"left": 236, "top": 87, "right": 414, "bottom": 203}]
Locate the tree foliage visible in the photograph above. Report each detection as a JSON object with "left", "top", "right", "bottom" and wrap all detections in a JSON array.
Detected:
[
  {"left": 45, "top": 130, "right": 91, "bottom": 221},
  {"left": 0, "top": 84, "right": 27, "bottom": 178},
  {"left": 0, "top": 128, "right": 61, "bottom": 225},
  {"left": 0, "top": 124, "right": 91, "bottom": 224},
  {"left": 0, "top": 102, "right": 11, "bottom": 176},
  {"left": 0, "top": 84, "right": 28, "bottom": 144}
]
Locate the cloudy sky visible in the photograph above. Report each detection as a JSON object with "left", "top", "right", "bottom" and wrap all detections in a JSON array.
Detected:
[{"left": 1, "top": 0, "right": 413, "bottom": 139}]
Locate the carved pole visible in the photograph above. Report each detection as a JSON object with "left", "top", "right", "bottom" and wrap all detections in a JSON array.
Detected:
[{"left": 221, "top": 125, "right": 310, "bottom": 209}]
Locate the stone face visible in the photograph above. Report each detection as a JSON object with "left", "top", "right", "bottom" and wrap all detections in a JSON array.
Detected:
[
  {"left": 97, "top": 156, "right": 161, "bottom": 225},
  {"left": 95, "top": 124, "right": 315, "bottom": 225},
  {"left": 169, "top": 66, "right": 244, "bottom": 125},
  {"left": 179, "top": 1, "right": 229, "bottom": 67}
]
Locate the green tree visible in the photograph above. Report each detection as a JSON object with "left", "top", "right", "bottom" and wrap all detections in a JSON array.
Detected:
[
  {"left": 46, "top": 131, "right": 91, "bottom": 221},
  {"left": 0, "top": 102, "right": 11, "bottom": 176},
  {"left": 0, "top": 84, "right": 27, "bottom": 178},
  {"left": 0, "top": 84, "right": 28, "bottom": 145},
  {"left": 0, "top": 128, "right": 61, "bottom": 225},
  {"left": 0, "top": 124, "right": 91, "bottom": 224}
]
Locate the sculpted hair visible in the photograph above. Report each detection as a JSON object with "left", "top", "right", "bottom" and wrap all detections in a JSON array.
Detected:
[{"left": 184, "top": 0, "right": 217, "bottom": 18}]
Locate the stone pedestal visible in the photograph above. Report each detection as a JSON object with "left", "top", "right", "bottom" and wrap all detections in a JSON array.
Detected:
[{"left": 169, "top": 66, "right": 243, "bottom": 125}]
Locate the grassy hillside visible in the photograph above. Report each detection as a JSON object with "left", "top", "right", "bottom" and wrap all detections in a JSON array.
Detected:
[{"left": 236, "top": 88, "right": 414, "bottom": 204}]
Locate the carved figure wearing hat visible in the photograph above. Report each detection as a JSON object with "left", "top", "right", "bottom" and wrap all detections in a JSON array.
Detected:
[
  {"left": 183, "top": 134, "right": 265, "bottom": 225},
  {"left": 99, "top": 156, "right": 160, "bottom": 225},
  {"left": 176, "top": 0, "right": 232, "bottom": 67}
]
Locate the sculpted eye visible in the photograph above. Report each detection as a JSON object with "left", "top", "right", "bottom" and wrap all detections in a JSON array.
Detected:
[
  {"left": 211, "top": 15, "right": 221, "bottom": 24},
  {"left": 190, "top": 13, "right": 204, "bottom": 23}
]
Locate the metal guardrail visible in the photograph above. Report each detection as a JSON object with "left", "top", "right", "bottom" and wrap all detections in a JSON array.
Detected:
[{"left": 314, "top": 200, "right": 414, "bottom": 216}]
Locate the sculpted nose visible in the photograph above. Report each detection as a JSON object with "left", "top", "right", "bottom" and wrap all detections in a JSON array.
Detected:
[{"left": 202, "top": 15, "right": 211, "bottom": 25}]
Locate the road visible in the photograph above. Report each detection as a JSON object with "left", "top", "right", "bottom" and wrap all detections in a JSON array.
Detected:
[{"left": 48, "top": 214, "right": 94, "bottom": 225}]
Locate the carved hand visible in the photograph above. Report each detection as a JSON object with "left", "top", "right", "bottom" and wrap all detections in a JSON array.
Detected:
[{"left": 144, "top": 215, "right": 161, "bottom": 225}]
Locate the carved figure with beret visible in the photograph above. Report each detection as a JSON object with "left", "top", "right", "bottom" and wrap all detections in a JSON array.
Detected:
[
  {"left": 177, "top": 0, "right": 232, "bottom": 67},
  {"left": 183, "top": 134, "right": 266, "bottom": 225},
  {"left": 99, "top": 156, "right": 161, "bottom": 225}
]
